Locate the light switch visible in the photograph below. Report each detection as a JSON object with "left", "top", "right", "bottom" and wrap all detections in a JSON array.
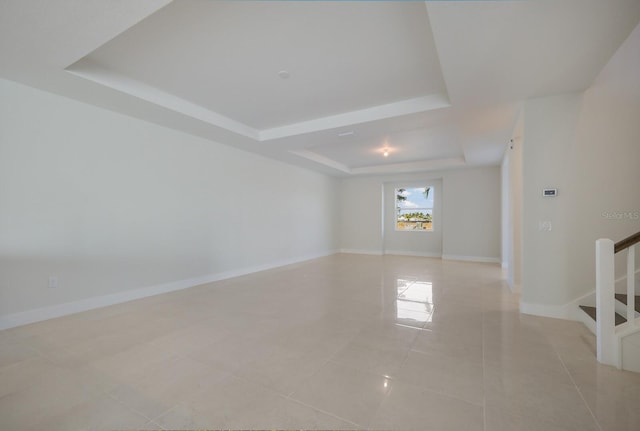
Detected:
[
  {"left": 48, "top": 276, "right": 58, "bottom": 288},
  {"left": 538, "top": 221, "right": 552, "bottom": 231}
]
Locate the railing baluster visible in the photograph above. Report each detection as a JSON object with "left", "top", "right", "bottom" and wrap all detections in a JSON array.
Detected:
[{"left": 628, "top": 245, "right": 636, "bottom": 327}]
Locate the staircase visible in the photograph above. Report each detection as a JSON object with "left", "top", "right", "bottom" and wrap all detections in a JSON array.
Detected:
[
  {"left": 614, "top": 294, "right": 640, "bottom": 314},
  {"left": 578, "top": 295, "right": 640, "bottom": 332},
  {"left": 580, "top": 231, "right": 640, "bottom": 372}
]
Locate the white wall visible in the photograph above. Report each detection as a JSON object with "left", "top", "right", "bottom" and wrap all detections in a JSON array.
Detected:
[
  {"left": 501, "top": 156, "right": 509, "bottom": 270},
  {"left": 519, "top": 21, "right": 640, "bottom": 315},
  {"left": 0, "top": 78, "right": 338, "bottom": 326},
  {"left": 521, "top": 93, "right": 583, "bottom": 308},
  {"left": 503, "top": 111, "right": 524, "bottom": 292},
  {"left": 440, "top": 168, "right": 501, "bottom": 262},
  {"left": 338, "top": 167, "right": 501, "bottom": 262},
  {"left": 337, "top": 176, "right": 385, "bottom": 254}
]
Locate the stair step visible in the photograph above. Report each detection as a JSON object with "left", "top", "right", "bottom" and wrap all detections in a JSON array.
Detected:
[
  {"left": 614, "top": 294, "right": 640, "bottom": 313},
  {"left": 579, "top": 305, "right": 627, "bottom": 325}
]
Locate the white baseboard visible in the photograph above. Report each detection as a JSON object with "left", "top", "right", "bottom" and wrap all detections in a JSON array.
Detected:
[
  {"left": 384, "top": 250, "right": 442, "bottom": 258},
  {"left": 337, "top": 249, "right": 499, "bottom": 262},
  {"left": 519, "top": 301, "right": 573, "bottom": 320},
  {"left": 520, "top": 290, "right": 596, "bottom": 321},
  {"left": 338, "top": 249, "right": 439, "bottom": 258},
  {"left": 519, "top": 268, "right": 640, "bottom": 322},
  {"left": 442, "top": 254, "right": 501, "bottom": 264},
  {"left": 338, "top": 249, "right": 383, "bottom": 256},
  {"left": 0, "top": 249, "right": 338, "bottom": 331}
]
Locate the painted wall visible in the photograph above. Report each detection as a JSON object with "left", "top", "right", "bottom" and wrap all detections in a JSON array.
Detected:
[
  {"left": 503, "top": 111, "right": 524, "bottom": 292},
  {"left": 338, "top": 167, "right": 501, "bottom": 262},
  {"left": 337, "top": 176, "right": 385, "bottom": 254},
  {"left": 519, "top": 21, "right": 640, "bottom": 314},
  {"left": 520, "top": 93, "right": 583, "bottom": 308},
  {"left": 0, "top": 78, "right": 338, "bottom": 324},
  {"left": 440, "top": 167, "right": 501, "bottom": 262},
  {"left": 501, "top": 156, "right": 509, "bottom": 270}
]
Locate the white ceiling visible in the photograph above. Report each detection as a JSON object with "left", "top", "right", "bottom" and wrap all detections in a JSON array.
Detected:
[
  {"left": 1, "top": 0, "right": 639, "bottom": 177},
  {"left": 85, "top": 1, "right": 448, "bottom": 130}
]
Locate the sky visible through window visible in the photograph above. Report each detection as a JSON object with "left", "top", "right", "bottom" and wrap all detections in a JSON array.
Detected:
[
  {"left": 396, "top": 187, "right": 433, "bottom": 212},
  {"left": 396, "top": 187, "right": 433, "bottom": 231}
]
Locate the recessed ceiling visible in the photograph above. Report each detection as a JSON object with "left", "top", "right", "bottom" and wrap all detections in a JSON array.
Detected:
[
  {"left": 1, "top": 0, "right": 639, "bottom": 177},
  {"left": 83, "top": 1, "right": 447, "bottom": 130}
]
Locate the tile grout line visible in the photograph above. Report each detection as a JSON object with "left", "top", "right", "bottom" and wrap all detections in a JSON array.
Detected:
[
  {"left": 206, "top": 350, "right": 362, "bottom": 428},
  {"left": 482, "top": 300, "right": 487, "bottom": 431},
  {"left": 277, "top": 315, "right": 420, "bottom": 429},
  {"left": 105, "top": 390, "right": 157, "bottom": 423},
  {"left": 554, "top": 346, "right": 604, "bottom": 431},
  {"left": 132, "top": 362, "right": 238, "bottom": 425},
  {"left": 280, "top": 393, "right": 363, "bottom": 429},
  {"left": 281, "top": 357, "right": 395, "bottom": 429},
  {"left": 145, "top": 419, "right": 167, "bottom": 430},
  {"left": 273, "top": 331, "right": 361, "bottom": 399},
  {"left": 361, "top": 323, "right": 419, "bottom": 429}
]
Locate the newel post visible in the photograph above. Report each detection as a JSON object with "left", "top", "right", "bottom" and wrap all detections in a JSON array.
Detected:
[{"left": 596, "top": 238, "right": 616, "bottom": 366}]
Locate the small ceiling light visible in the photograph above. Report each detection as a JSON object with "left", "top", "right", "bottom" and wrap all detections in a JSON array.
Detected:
[
  {"left": 278, "top": 70, "right": 290, "bottom": 79},
  {"left": 338, "top": 131, "right": 355, "bottom": 137},
  {"left": 383, "top": 149, "right": 389, "bottom": 157}
]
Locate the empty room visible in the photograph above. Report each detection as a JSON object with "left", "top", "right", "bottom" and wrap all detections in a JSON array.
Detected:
[{"left": 2, "top": 1, "right": 640, "bottom": 430}]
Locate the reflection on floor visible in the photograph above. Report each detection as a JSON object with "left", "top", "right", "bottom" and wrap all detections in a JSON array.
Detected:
[
  {"left": 396, "top": 278, "right": 434, "bottom": 327},
  {"left": 1, "top": 253, "right": 639, "bottom": 430}
]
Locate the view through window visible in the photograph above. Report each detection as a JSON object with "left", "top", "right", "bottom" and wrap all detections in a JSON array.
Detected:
[{"left": 395, "top": 187, "right": 433, "bottom": 231}]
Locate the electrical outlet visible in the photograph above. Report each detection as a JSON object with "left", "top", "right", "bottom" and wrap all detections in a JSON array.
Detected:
[{"left": 48, "top": 276, "right": 58, "bottom": 288}]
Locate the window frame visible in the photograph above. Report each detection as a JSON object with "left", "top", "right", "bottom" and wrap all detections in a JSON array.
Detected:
[{"left": 394, "top": 186, "right": 434, "bottom": 232}]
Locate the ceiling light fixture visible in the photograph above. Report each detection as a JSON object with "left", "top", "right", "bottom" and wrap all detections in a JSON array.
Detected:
[
  {"left": 338, "top": 131, "right": 355, "bottom": 137},
  {"left": 383, "top": 149, "right": 389, "bottom": 157},
  {"left": 277, "top": 70, "right": 290, "bottom": 79}
]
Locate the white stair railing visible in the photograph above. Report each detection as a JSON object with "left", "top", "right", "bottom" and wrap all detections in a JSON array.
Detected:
[{"left": 596, "top": 233, "right": 639, "bottom": 369}]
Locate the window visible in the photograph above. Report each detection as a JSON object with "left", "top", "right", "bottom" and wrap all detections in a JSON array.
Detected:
[{"left": 395, "top": 187, "right": 433, "bottom": 231}]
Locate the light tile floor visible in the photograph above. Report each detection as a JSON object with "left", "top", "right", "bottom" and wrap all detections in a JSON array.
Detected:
[{"left": 1, "top": 254, "right": 640, "bottom": 430}]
